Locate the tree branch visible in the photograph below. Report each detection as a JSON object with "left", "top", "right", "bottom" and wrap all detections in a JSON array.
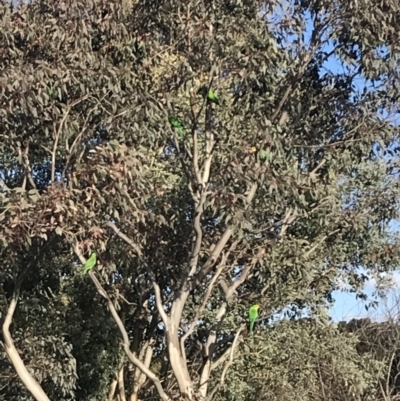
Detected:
[
  {"left": 107, "top": 376, "right": 118, "bottom": 401},
  {"left": 18, "top": 143, "right": 36, "bottom": 190},
  {"left": 192, "top": 117, "right": 201, "bottom": 184},
  {"left": 278, "top": 207, "right": 297, "bottom": 238},
  {"left": 180, "top": 247, "right": 236, "bottom": 363},
  {"left": 130, "top": 340, "right": 154, "bottom": 401},
  {"left": 303, "top": 229, "right": 340, "bottom": 258},
  {"left": 102, "top": 184, "right": 258, "bottom": 401},
  {"left": 181, "top": 188, "right": 207, "bottom": 319},
  {"left": 271, "top": 13, "right": 333, "bottom": 124},
  {"left": 199, "top": 301, "right": 228, "bottom": 398},
  {"left": 199, "top": 243, "right": 264, "bottom": 398},
  {"left": 103, "top": 223, "right": 194, "bottom": 399},
  {"left": 0, "top": 177, "right": 10, "bottom": 191},
  {"left": 103, "top": 223, "right": 169, "bottom": 332},
  {"left": 117, "top": 365, "right": 127, "bottom": 401},
  {"left": 104, "top": 221, "right": 143, "bottom": 257},
  {"left": 206, "top": 325, "right": 244, "bottom": 401},
  {"left": 2, "top": 269, "right": 51, "bottom": 401},
  {"left": 74, "top": 245, "right": 171, "bottom": 401},
  {"left": 153, "top": 282, "right": 169, "bottom": 327},
  {"left": 52, "top": 95, "right": 89, "bottom": 182}
]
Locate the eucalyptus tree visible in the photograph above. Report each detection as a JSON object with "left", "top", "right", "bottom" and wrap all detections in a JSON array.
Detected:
[{"left": 1, "top": 0, "right": 400, "bottom": 400}]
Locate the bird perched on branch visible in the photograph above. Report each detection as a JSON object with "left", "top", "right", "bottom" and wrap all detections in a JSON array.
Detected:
[
  {"left": 82, "top": 252, "right": 97, "bottom": 275},
  {"left": 249, "top": 304, "right": 260, "bottom": 334}
]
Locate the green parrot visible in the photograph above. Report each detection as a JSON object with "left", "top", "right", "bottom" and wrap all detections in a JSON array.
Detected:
[
  {"left": 82, "top": 252, "right": 97, "bottom": 275},
  {"left": 260, "top": 150, "right": 270, "bottom": 159},
  {"left": 249, "top": 304, "right": 260, "bottom": 334},
  {"left": 207, "top": 89, "right": 220, "bottom": 105},
  {"left": 169, "top": 116, "right": 184, "bottom": 138},
  {"left": 250, "top": 147, "right": 270, "bottom": 160}
]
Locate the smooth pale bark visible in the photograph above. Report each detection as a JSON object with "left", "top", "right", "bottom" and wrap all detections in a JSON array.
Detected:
[
  {"left": 3, "top": 292, "right": 52, "bottom": 401},
  {"left": 117, "top": 366, "right": 127, "bottom": 401},
  {"left": 130, "top": 340, "right": 154, "bottom": 401}
]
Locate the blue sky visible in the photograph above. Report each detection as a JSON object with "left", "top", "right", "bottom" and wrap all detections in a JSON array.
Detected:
[
  {"left": 330, "top": 276, "right": 400, "bottom": 322},
  {"left": 330, "top": 222, "right": 400, "bottom": 322}
]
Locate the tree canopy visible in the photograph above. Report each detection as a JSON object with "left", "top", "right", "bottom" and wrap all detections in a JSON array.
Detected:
[{"left": 1, "top": 0, "right": 400, "bottom": 400}]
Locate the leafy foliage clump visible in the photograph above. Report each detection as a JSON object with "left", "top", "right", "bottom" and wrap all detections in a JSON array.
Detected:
[
  {"left": 218, "top": 319, "right": 384, "bottom": 401},
  {"left": 0, "top": 0, "right": 400, "bottom": 400}
]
